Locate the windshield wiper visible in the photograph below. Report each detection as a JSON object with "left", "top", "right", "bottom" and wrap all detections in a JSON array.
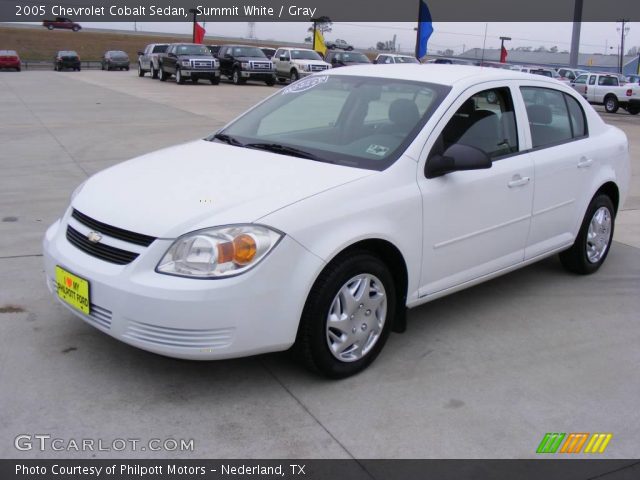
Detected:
[
  {"left": 211, "top": 133, "right": 244, "bottom": 147},
  {"left": 244, "top": 143, "right": 321, "bottom": 161}
]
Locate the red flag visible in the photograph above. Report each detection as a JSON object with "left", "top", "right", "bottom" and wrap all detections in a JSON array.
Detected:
[
  {"left": 194, "top": 22, "right": 205, "bottom": 44},
  {"left": 500, "top": 46, "right": 508, "bottom": 63}
]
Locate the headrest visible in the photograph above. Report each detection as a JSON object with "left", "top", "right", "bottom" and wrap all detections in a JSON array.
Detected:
[{"left": 389, "top": 98, "right": 420, "bottom": 126}]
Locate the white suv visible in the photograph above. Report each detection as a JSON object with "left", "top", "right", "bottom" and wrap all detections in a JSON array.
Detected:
[{"left": 272, "top": 47, "right": 331, "bottom": 83}]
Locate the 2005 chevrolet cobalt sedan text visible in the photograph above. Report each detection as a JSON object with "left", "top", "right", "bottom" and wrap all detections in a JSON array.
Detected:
[{"left": 44, "top": 65, "right": 630, "bottom": 377}]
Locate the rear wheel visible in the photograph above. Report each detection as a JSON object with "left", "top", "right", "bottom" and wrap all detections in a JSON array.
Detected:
[
  {"left": 559, "top": 194, "right": 615, "bottom": 275},
  {"left": 47, "top": 25, "right": 54, "bottom": 30},
  {"left": 627, "top": 105, "right": 640, "bottom": 115},
  {"left": 294, "top": 252, "right": 396, "bottom": 378},
  {"left": 72, "top": 26, "right": 80, "bottom": 32},
  {"left": 151, "top": 65, "right": 158, "bottom": 79},
  {"left": 604, "top": 95, "right": 619, "bottom": 114},
  {"left": 210, "top": 75, "right": 220, "bottom": 85}
]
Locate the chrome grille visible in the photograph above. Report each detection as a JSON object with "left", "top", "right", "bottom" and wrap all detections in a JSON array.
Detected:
[
  {"left": 123, "top": 319, "right": 234, "bottom": 349},
  {"left": 310, "top": 64, "right": 329, "bottom": 72},
  {"left": 192, "top": 59, "right": 214, "bottom": 69},
  {"left": 251, "top": 61, "right": 272, "bottom": 70}
]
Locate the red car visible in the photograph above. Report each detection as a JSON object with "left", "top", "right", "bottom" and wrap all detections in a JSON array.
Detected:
[
  {"left": 0, "top": 50, "right": 21, "bottom": 71},
  {"left": 42, "top": 17, "right": 82, "bottom": 32}
]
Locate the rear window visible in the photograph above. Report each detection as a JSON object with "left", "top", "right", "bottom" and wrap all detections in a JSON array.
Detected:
[{"left": 598, "top": 76, "right": 618, "bottom": 86}]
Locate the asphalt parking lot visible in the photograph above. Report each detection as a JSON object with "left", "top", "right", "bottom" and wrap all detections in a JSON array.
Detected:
[{"left": 1, "top": 70, "right": 639, "bottom": 459}]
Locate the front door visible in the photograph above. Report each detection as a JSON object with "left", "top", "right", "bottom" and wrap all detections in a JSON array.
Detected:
[{"left": 417, "top": 84, "right": 534, "bottom": 296}]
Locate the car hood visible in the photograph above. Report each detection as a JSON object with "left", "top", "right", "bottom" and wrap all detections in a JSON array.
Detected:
[
  {"left": 236, "top": 56, "right": 270, "bottom": 62},
  {"left": 73, "top": 140, "right": 373, "bottom": 239}
]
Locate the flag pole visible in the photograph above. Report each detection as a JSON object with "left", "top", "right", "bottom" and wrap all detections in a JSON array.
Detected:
[{"left": 189, "top": 9, "right": 197, "bottom": 43}]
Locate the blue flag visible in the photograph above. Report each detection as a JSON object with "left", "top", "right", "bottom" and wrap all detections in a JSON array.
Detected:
[{"left": 415, "top": 0, "right": 433, "bottom": 59}]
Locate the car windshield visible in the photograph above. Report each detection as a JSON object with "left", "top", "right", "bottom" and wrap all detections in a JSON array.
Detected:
[
  {"left": 291, "top": 50, "right": 322, "bottom": 60},
  {"left": 231, "top": 47, "right": 266, "bottom": 57},
  {"left": 342, "top": 52, "right": 370, "bottom": 63},
  {"left": 175, "top": 45, "right": 210, "bottom": 55},
  {"left": 211, "top": 75, "right": 450, "bottom": 171},
  {"left": 110, "top": 51, "right": 128, "bottom": 58},
  {"left": 59, "top": 51, "right": 77, "bottom": 56},
  {"left": 395, "top": 56, "right": 419, "bottom": 64}
]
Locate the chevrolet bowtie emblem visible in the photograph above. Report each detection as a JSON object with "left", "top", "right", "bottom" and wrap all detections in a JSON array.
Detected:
[{"left": 87, "top": 231, "right": 102, "bottom": 243}]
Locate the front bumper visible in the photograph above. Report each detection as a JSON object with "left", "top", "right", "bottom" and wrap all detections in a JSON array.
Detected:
[
  {"left": 43, "top": 211, "right": 324, "bottom": 360},
  {"left": 181, "top": 69, "right": 220, "bottom": 79},
  {"left": 241, "top": 70, "right": 275, "bottom": 81}
]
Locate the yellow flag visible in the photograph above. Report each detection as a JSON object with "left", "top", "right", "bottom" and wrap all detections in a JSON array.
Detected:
[{"left": 314, "top": 29, "right": 327, "bottom": 56}]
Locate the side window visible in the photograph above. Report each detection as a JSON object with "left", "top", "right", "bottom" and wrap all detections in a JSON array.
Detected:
[
  {"left": 574, "top": 74, "right": 587, "bottom": 84},
  {"left": 275, "top": 49, "right": 283, "bottom": 59},
  {"left": 434, "top": 87, "right": 519, "bottom": 160},
  {"left": 521, "top": 87, "right": 573, "bottom": 148},
  {"left": 598, "top": 76, "right": 617, "bottom": 86},
  {"left": 564, "top": 94, "right": 587, "bottom": 138},
  {"left": 588, "top": 76, "right": 596, "bottom": 85},
  {"left": 284, "top": 50, "right": 290, "bottom": 60}
]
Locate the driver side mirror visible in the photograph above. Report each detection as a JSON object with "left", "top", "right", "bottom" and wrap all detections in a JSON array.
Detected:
[
  {"left": 137, "top": 51, "right": 144, "bottom": 56},
  {"left": 168, "top": 52, "right": 176, "bottom": 58},
  {"left": 425, "top": 144, "right": 492, "bottom": 179},
  {"left": 279, "top": 55, "right": 286, "bottom": 61}
]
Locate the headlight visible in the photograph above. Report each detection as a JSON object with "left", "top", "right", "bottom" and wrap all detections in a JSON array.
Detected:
[
  {"left": 241, "top": 62, "right": 250, "bottom": 69},
  {"left": 181, "top": 60, "right": 191, "bottom": 67},
  {"left": 299, "top": 64, "right": 309, "bottom": 72},
  {"left": 156, "top": 225, "right": 283, "bottom": 278}
]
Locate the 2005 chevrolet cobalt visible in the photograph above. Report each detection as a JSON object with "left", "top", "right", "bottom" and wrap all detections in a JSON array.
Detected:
[{"left": 44, "top": 65, "right": 630, "bottom": 377}]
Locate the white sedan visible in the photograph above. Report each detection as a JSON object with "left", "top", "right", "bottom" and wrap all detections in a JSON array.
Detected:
[{"left": 43, "top": 65, "right": 630, "bottom": 377}]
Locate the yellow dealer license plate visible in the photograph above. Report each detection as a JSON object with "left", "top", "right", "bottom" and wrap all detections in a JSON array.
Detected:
[{"left": 55, "top": 266, "right": 90, "bottom": 315}]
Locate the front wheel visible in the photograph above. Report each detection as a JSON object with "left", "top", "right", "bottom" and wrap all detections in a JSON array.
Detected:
[
  {"left": 159, "top": 68, "right": 168, "bottom": 81},
  {"left": 210, "top": 76, "right": 220, "bottom": 85},
  {"left": 294, "top": 252, "right": 396, "bottom": 378},
  {"left": 604, "top": 96, "right": 619, "bottom": 114},
  {"left": 559, "top": 194, "right": 615, "bottom": 275},
  {"left": 232, "top": 68, "right": 244, "bottom": 84},
  {"left": 176, "top": 68, "right": 185, "bottom": 84},
  {"left": 150, "top": 65, "right": 158, "bottom": 79},
  {"left": 290, "top": 70, "right": 299, "bottom": 82},
  {"left": 265, "top": 78, "right": 275, "bottom": 86}
]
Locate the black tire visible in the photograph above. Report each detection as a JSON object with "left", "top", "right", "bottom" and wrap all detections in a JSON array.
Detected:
[
  {"left": 176, "top": 68, "right": 185, "bottom": 84},
  {"left": 125, "top": 66, "right": 129, "bottom": 71},
  {"left": 559, "top": 194, "right": 615, "bottom": 275},
  {"left": 192, "top": 77, "right": 199, "bottom": 84},
  {"left": 627, "top": 105, "right": 640, "bottom": 115},
  {"left": 47, "top": 25, "right": 54, "bottom": 30},
  {"left": 294, "top": 251, "right": 396, "bottom": 378},
  {"left": 101, "top": 63, "right": 104, "bottom": 70},
  {"left": 16, "top": 67, "right": 21, "bottom": 72},
  {"left": 76, "top": 66, "right": 81, "bottom": 71},
  {"left": 277, "top": 77, "right": 286, "bottom": 84},
  {"left": 159, "top": 68, "right": 168, "bottom": 81},
  {"left": 346, "top": 46, "right": 353, "bottom": 51},
  {"left": 265, "top": 78, "right": 275, "bottom": 86},
  {"left": 151, "top": 65, "right": 158, "bottom": 79},
  {"left": 604, "top": 95, "right": 619, "bottom": 114},
  {"left": 290, "top": 70, "right": 299, "bottom": 82},
  {"left": 72, "top": 26, "right": 80, "bottom": 32},
  {"left": 210, "top": 76, "right": 220, "bottom": 85},
  {"left": 138, "top": 63, "right": 145, "bottom": 76},
  {"left": 232, "top": 68, "right": 244, "bottom": 85}
]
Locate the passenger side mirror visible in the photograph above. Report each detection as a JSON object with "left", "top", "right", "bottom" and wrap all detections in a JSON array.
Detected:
[{"left": 425, "top": 144, "right": 492, "bottom": 179}]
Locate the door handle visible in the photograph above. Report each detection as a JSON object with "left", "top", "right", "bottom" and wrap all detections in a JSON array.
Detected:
[
  {"left": 578, "top": 157, "right": 593, "bottom": 168},
  {"left": 508, "top": 175, "right": 530, "bottom": 188}
]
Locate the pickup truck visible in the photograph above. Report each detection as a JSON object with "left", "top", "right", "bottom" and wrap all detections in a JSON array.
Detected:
[
  {"left": 137, "top": 43, "right": 168, "bottom": 79},
  {"left": 216, "top": 45, "right": 275, "bottom": 86},
  {"left": 43, "top": 17, "right": 81, "bottom": 32},
  {"left": 272, "top": 47, "right": 330, "bottom": 83},
  {"left": 571, "top": 73, "right": 640, "bottom": 114},
  {"left": 325, "top": 39, "right": 353, "bottom": 51},
  {"left": 157, "top": 43, "right": 220, "bottom": 85}
]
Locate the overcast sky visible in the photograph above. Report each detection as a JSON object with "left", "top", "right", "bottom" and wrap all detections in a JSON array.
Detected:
[{"left": 80, "top": 21, "right": 640, "bottom": 55}]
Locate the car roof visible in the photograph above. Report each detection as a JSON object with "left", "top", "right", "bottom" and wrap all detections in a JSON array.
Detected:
[{"left": 324, "top": 64, "right": 565, "bottom": 87}]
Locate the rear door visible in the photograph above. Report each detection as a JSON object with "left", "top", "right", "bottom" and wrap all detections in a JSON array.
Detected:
[{"left": 518, "top": 84, "right": 593, "bottom": 258}]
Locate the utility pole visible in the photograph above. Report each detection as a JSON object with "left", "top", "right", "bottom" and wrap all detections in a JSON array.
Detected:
[
  {"left": 617, "top": 19, "right": 630, "bottom": 73},
  {"left": 189, "top": 8, "right": 197, "bottom": 43},
  {"left": 569, "top": 0, "right": 583, "bottom": 68}
]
